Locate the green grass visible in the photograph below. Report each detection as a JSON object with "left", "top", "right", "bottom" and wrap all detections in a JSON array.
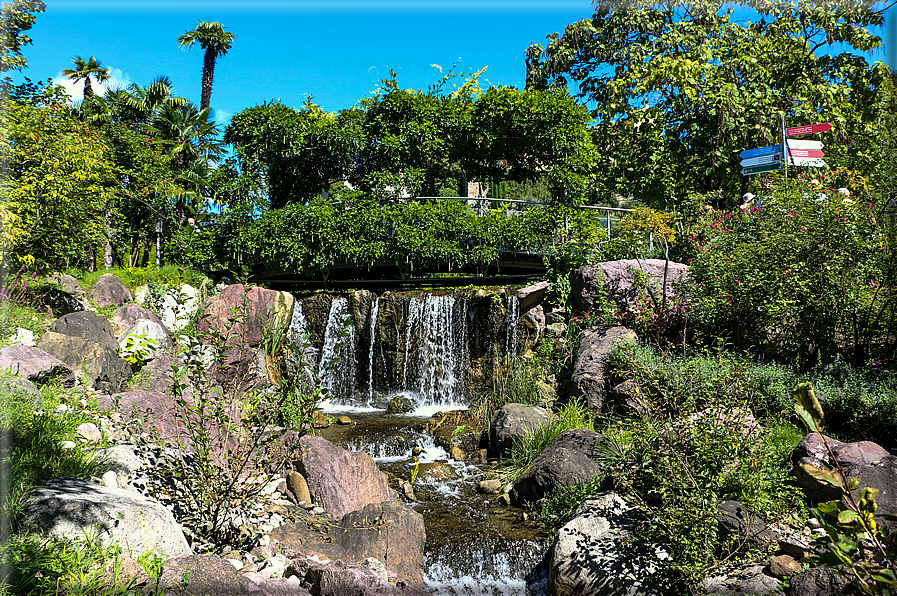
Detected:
[
  {"left": 66, "top": 265, "right": 210, "bottom": 296},
  {"left": 471, "top": 356, "right": 549, "bottom": 427},
  {"left": 496, "top": 398, "right": 594, "bottom": 482}
]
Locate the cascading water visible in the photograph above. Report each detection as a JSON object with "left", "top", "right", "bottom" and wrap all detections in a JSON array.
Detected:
[
  {"left": 401, "top": 293, "right": 469, "bottom": 410},
  {"left": 367, "top": 295, "right": 380, "bottom": 404},
  {"left": 317, "top": 296, "right": 356, "bottom": 403},
  {"left": 506, "top": 294, "right": 519, "bottom": 359}
]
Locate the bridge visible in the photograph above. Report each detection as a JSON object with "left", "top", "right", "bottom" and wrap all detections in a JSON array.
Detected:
[{"left": 246, "top": 198, "right": 633, "bottom": 291}]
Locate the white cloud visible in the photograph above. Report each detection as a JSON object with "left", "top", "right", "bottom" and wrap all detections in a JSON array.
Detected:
[
  {"left": 52, "top": 66, "right": 131, "bottom": 103},
  {"left": 213, "top": 109, "right": 232, "bottom": 126}
]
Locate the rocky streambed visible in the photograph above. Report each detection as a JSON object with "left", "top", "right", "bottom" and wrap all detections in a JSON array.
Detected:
[{"left": 316, "top": 405, "right": 553, "bottom": 596}]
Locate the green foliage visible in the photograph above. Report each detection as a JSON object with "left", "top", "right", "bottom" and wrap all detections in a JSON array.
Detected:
[
  {"left": 794, "top": 383, "right": 897, "bottom": 595},
  {"left": 119, "top": 334, "right": 159, "bottom": 372},
  {"left": 471, "top": 356, "right": 548, "bottom": 428},
  {"left": 0, "top": 0, "right": 46, "bottom": 72},
  {"left": 496, "top": 399, "right": 594, "bottom": 482},
  {"left": 76, "top": 265, "right": 209, "bottom": 295},
  {"left": 537, "top": 473, "right": 606, "bottom": 530},
  {"left": 688, "top": 173, "right": 897, "bottom": 368},
  {"left": 526, "top": 0, "right": 892, "bottom": 206},
  {"left": 0, "top": 384, "right": 108, "bottom": 537}
]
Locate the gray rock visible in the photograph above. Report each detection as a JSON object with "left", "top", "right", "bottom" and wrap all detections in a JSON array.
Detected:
[
  {"left": 0, "top": 376, "right": 40, "bottom": 399},
  {"left": 24, "top": 286, "right": 86, "bottom": 316},
  {"left": 787, "top": 566, "right": 861, "bottom": 596},
  {"left": 87, "top": 274, "right": 132, "bottom": 308},
  {"left": 37, "top": 332, "right": 132, "bottom": 393},
  {"left": 489, "top": 403, "right": 555, "bottom": 458},
  {"left": 91, "top": 444, "right": 148, "bottom": 490},
  {"left": 26, "top": 477, "right": 191, "bottom": 558},
  {"left": 117, "top": 318, "right": 172, "bottom": 358},
  {"left": 0, "top": 344, "right": 76, "bottom": 386},
  {"left": 159, "top": 554, "right": 309, "bottom": 595},
  {"left": 702, "top": 564, "right": 781, "bottom": 595},
  {"left": 9, "top": 327, "right": 35, "bottom": 346},
  {"left": 287, "top": 555, "right": 430, "bottom": 596},
  {"left": 717, "top": 501, "right": 777, "bottom": 553},
  {"left": 51, "top": 311, "right": 120, "bottom": 351},
  {"left": 569, "top": 326, "right": 638, "bottom": 411},
  {"left": 517, "top": 281, "right": 549, "bottom": 311},
  {"left": 112, "top": 303, "right": 170, "bottom": 337},
  {"left": 548, "top": 492, "right": 674, "bottom": 596},
  {"left": 47, "top": 273, "right": 85, "bottom": 298},
  {"left": 512, "top": 429, "right": 604, "bottom": 506},
  {"left": 571, "top": 259, "right": 690, "bottom": 315}
]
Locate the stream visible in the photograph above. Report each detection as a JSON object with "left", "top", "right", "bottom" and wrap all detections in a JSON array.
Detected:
[{"left": 290, "top": 290, "right": 553, "bottom": 595}]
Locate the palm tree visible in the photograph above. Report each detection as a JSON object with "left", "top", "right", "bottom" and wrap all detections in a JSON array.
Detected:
[
  {"left": 62, "top": 55, "right": 111, "bottom": 97},
  {"left": 176, "top": 21, "right": 235, "bottom": 110}
]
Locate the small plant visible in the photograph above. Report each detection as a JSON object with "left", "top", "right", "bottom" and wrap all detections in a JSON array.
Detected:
[
  {"left": 119, "top": 334, "right": 159, "bottom": 372},
  {"left": 793, "top": 381, "right": 897, "bottom": 594}
]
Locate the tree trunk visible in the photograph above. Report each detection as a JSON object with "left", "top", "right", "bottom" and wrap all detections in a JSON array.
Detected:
[
  {"left": 200, "top": 49, "right": 216, "bottom": 110},
  {"left": 83, "top": 77, "right": 93, "bottom": 98},
  {"left": 103, "top": 211, "right": 115, "bottom": 269}
]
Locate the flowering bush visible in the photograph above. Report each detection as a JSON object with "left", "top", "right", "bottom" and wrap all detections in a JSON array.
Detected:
[{"left": 688, "top": 172, "right": 896, "bottom": 368}]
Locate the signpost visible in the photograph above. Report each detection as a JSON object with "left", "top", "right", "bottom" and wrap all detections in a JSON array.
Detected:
[
  {"left": 786, "top": 123, "right": 832, "bottom": 136},
  {"left": 786, "top": 139, "right": 823, "bottom": 151},
  {"left": 787, "top": 148, "right": 824, "bottom": 158},
  {"left": 740, "top": 153, "right": 783, "bottom": 167},
  {"left": 741, "top": 163, "right": 784, "bottom": 176},
  {"left": 739, "top": 122, "right": 831, "bottom": 176}
]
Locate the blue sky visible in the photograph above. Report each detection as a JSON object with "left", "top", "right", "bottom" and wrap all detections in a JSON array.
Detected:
[{"left": 10, "top": 0, "right": 897, "bottom": 130}]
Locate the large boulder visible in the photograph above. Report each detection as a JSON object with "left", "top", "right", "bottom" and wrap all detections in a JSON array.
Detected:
[
  {"left": 787, "top": 566, "right": 862, "bottom": 596},
  {"left": 117, "top": 319, "right": 172, "bottom": 358},
  {"left": 272, "top": 499, "right": 426, "bottom": 586},
  {"left": 571, "top": 259, "right": 690, "bottom": 314},
  {"left": 548, "top": 492, "right": 673, "bottom": 596},
  {"left": 51, "top": 310, "right": 120, "bottom": 351},
  {"left": 788, "top": 433, "right": 897, "bottom": 520},
  {"left": 198, "top": 284, "right": 294, "bottom": 348},
  {"left": 24, "top": 286, "right": 86, "bottom": 316},
  {"left": 0, "top": 344, "right": 76, "bottom": 386},
  {"left": 512, "top": 429, "right": 604, "bottom": 505},
  {"left": 517, "top": 281, "right": 549, "bottom": 311},
  {"left": 26, "top": 477, "right": 191, "bottom": 558},
  {"left": 37, "top": 332, "right": 132, "bottom": 393},
  {"left": 156, "top": 284, "right": 200, "bottom": 332},
  {"left": 716, "top": 501, "right": 777, "bottom": 553},
  {"left": 489, "top": 403, "right": 555, "bottom": 459},
  {"left": 569, "top": 326, "right": 638, "bottom": 411},
  {"left": 47, "top": 272, "right": 85, "bottom": 298},
  {"left": 112, "top": 303, "right": 171, "bottom": 339},
  {"left": 87, "top": 273, "right": 132, "bottom": 307},
  {"left": 294, "top": 435, "right": 391, "bottom": 521}
]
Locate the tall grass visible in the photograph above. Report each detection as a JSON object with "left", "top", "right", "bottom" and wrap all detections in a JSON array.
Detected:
[
  {"left": 496, "top": 399, "right": 594, "bottom": 482},
  {"left": 471, "top": 356, "right": 548, "bottom": 427}
]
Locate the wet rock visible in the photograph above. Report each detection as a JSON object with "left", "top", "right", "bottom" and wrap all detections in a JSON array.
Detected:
[
  {"left": 571, "top": 259, "right": 690, "bottom": 315},
  {"left": 471, "top": 449, "right": 488, "bottom": 464},
  {"left": 450, "top": 446, "right": 466, "bottom": 461},
  {"left": 87, "top": 273, "right": 132, "bottom": 307},
  {"left": 387, "top": 395, "right": 416, "bottom": 414},
  {"left": 37, "top": 332, "right": 132, "bottom": 393},
  {"left": 416, "top": 462, "right": 458, "bottom": 482},
  {"left": 548, "top": 492, "right": 673, "bottom": 596},
  {"left": 295, "top": 435, "right": 390, "bottom": 521},
  {"left": 312, "top": 410, "right": 331, "bottom": 428},
  {"left": 26, "top": 477, "right": 191, "bottom": 558},
  {"left": 401, "top": 481, "right": 416, "bottom": 501},
  {"left": 489, "top": 403, "right": 555, "bottom": 458},
  {"left": 512, "top": 429, "right": 604, "bottom": 506},
  {"left": 51, "top": 310, "right": 120, "bottom": 351},
  {"left": 287, "top": 555, "right": 429, "bottom": 596},
  {"left": 569, "top": 325, "right": 638, "bottom": 412},
  {"left": 478, "top": 479, "right": 503, "bottom": 494},
  {"left": 337, "top": 415, "right": 352, "bottom": 425}
]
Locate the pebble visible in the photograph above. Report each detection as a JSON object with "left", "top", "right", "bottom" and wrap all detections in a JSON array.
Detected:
[
  {"left": 225, "top": 558, "right": 243, "bottom": 570},
  {"left": 312, "top": 506, "right": 325, "bottom": 515}
]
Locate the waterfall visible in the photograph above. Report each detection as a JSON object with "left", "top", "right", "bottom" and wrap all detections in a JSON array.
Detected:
[
  {"left": 506, "top": 294, "right": 519, "bottom": 359},
  {"left": 317, "top": 296, "right": 356, "bottom": 402},
  {"left": 367, "top": 295, "right": 380, "bottom": 404},
  {"left": 402, "top": 293, "right": 468, "bottom": 409}
]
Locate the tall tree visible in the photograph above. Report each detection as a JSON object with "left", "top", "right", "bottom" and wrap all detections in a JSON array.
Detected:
[
  {"left": 62, "top": 55, "right": 111, "bottom": 98},
  {"left": 525, "top": 0, "right": 892, "bottom": 207},
  {"left": 0, "top": 0, "right": 45, "bottom": 72},
  {"left": 177, "top": 21, "right": 235, "bottom": 110}
]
